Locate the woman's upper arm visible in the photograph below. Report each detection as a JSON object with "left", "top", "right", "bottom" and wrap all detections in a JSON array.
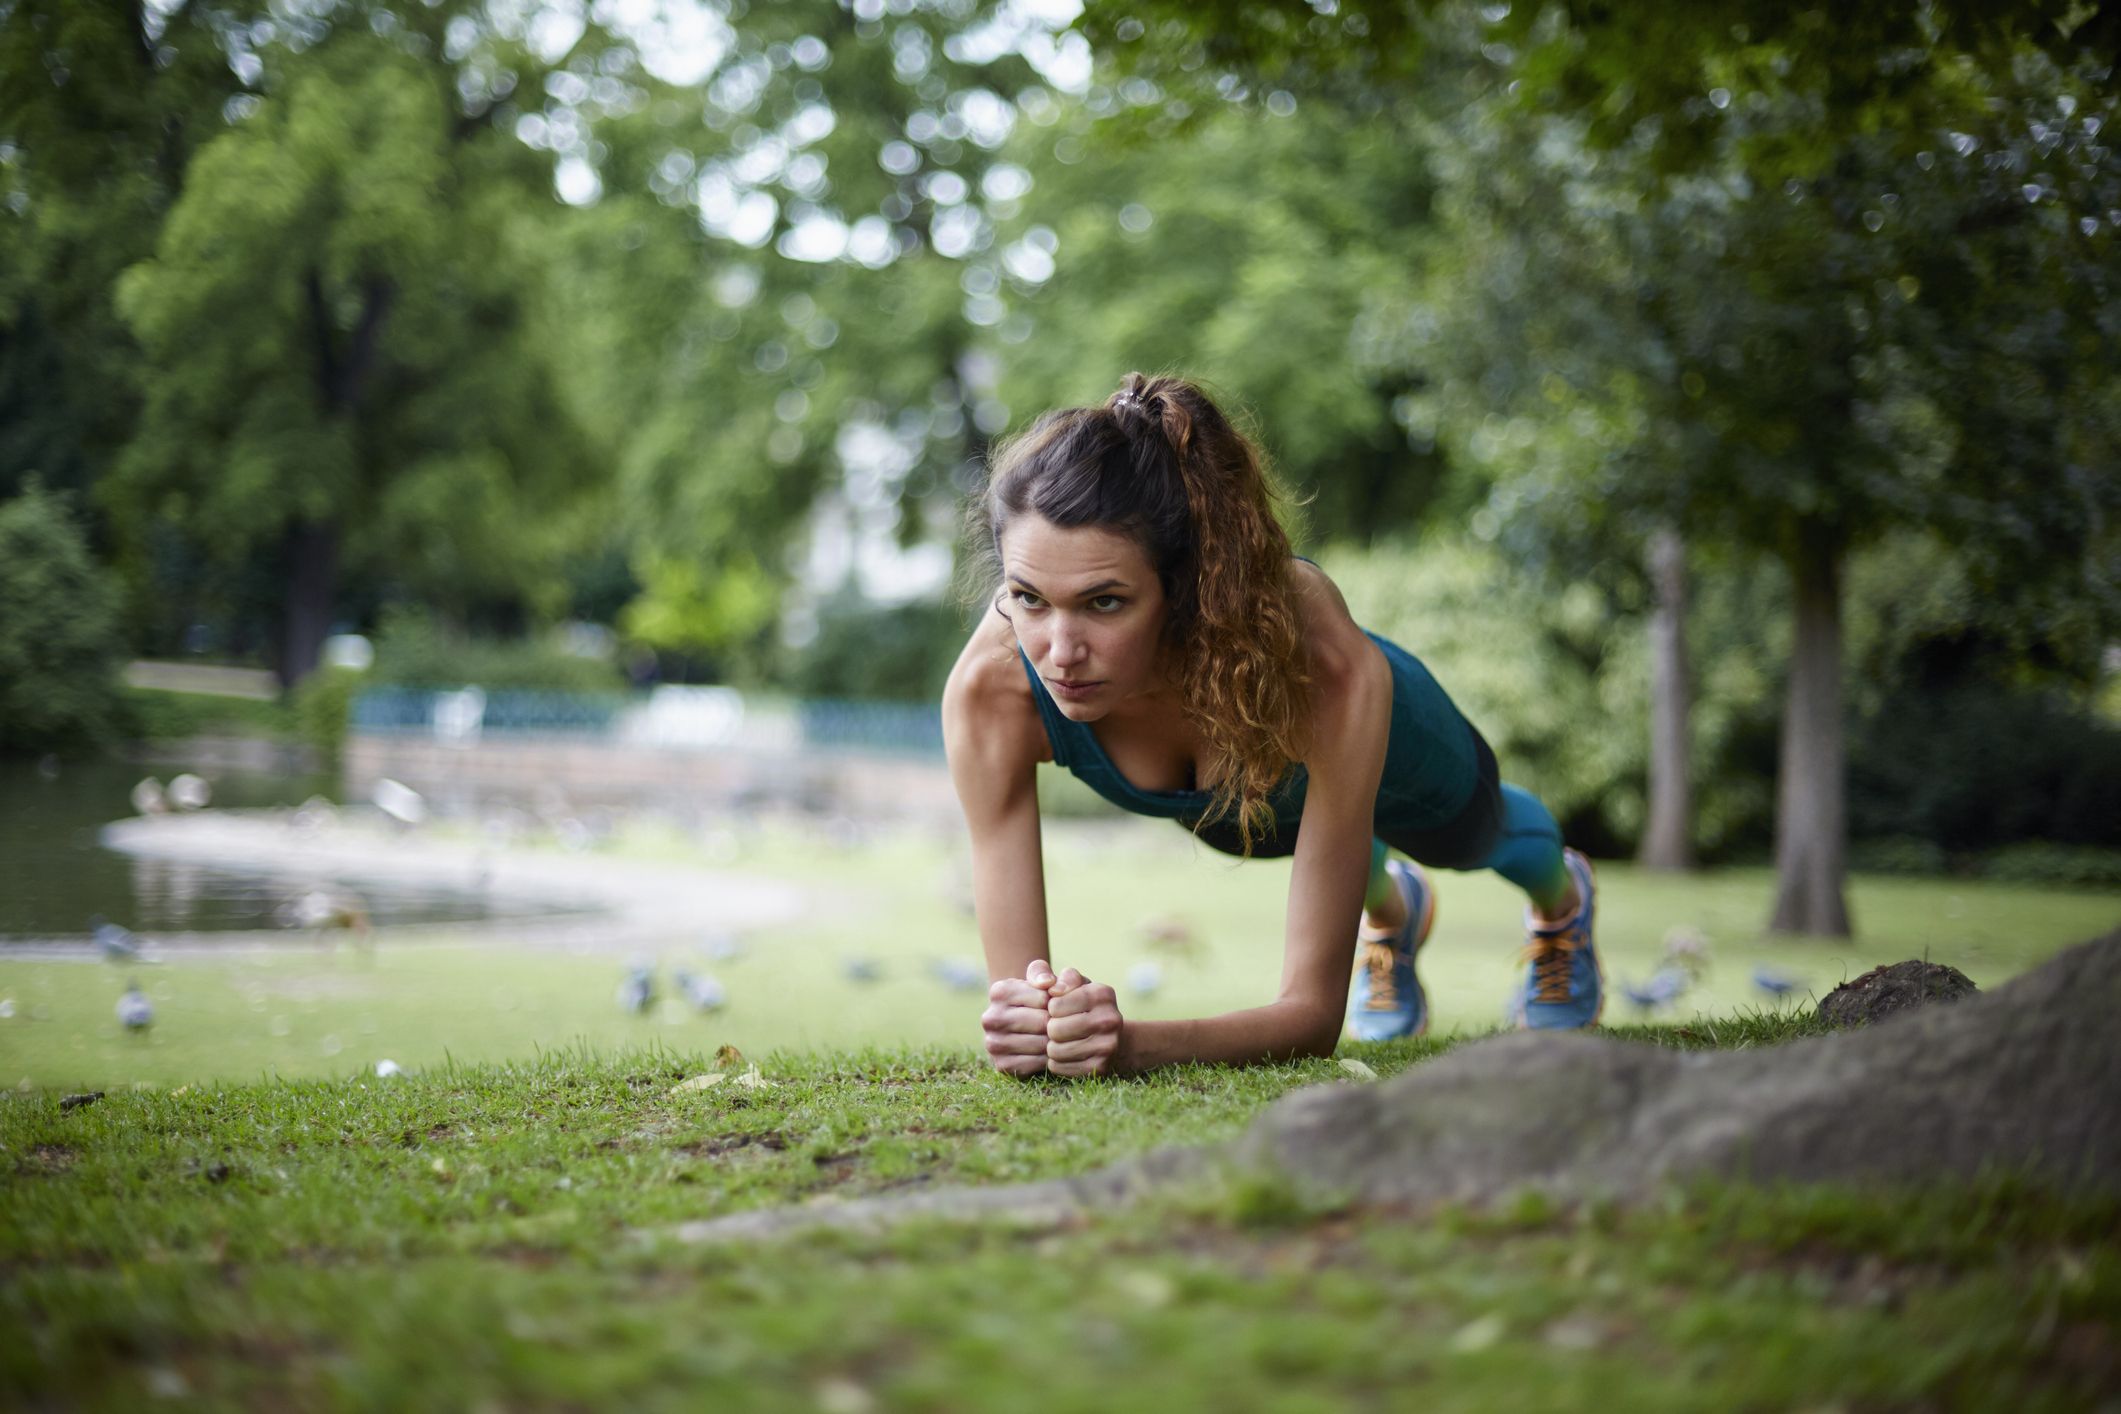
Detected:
[
  {"left": 942, "top": 613, "right": 1052, "bottom": 981},
  {"left": 1277, "top": 563, "right": 1395, "bottom": 1024}
]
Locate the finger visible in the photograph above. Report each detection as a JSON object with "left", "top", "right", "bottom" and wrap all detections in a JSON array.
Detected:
[
  {"left": 1045, "top": 1009, "right": 1118, "bottom": 1045},
  {"left": 981, "top": 1003, "right": 1050, "bottom": 1036},
  {"left": 1045, "top": 1034, "right": 1118, "bottom": 1065},
  {"left": 1047, "top": 966, "right": 1086, "bottom": 1000},
  {"left": 992, "top": 1052, "right": 1046, "bottom": 1077},
  {"left": 989, "top": 979, "right": 1049, "bottom": 1008},
  {"left": 1045, "top": 1054, "right": 1109, "bottom": 1078},
  {"left": 1027, "top": 959, "right": 1057, "bottom": 989},
  {"left": 1049, "top": 982, "right": 1114, "bottom": 1019},
  {"left": 985, "top": 1030, "right": 1047, "bottom": 1057}
]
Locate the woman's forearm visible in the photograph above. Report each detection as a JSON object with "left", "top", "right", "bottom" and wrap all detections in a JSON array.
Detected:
[{"left": 1116, "top": 1000, "right": 1339, "bottom": 1074}]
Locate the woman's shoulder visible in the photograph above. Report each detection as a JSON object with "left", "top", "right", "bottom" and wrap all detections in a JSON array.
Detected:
[
  {"left": 941, "top": 604, "right": 1049, "bottom": 765},
  {"left": 1287, "top": 557, "right": 1388, "bottom": 698}
]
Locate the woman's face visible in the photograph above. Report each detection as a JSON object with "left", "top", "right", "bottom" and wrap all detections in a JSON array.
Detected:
[{"left": 997, "top": 513, "right": 1170, "bottom": 722}]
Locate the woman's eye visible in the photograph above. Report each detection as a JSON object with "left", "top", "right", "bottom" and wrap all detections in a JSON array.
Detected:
[
  {"left": 1012, "top": 589, "right": 1044, "bottom": 608},
  {"left": 1090, "top": 596, "right": 1124, "bottom": 612}
]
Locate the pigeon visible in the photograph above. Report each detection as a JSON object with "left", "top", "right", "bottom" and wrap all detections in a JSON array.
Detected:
[
  {"left": 617, "top": 960, "right": 656, "bottom": 1014},
  {"left": 90, "top": 916, "right": 140, "bottom": 963},
  {"left": 1621, "top": 967, "right": 1690, "bottom": 1012},
  {"left": 1659, "top": 926, "right": 1711, "bottom": 979},
  {"left": 842, "top": 957, "right": 883, "bottom": 985},
  {"left": 931, "top": 957, "right": 984, "bottom": 992},
  {"left": 672, "top": 968, "right": 727, "bottom": 1012},
  {"left": 1126, "top": 961, "right": 1164, "bottom": 998},
  {"left": 1752, "top": 966, "right": 1804, "bottom": 999},
  {"left": 165, "top": 773, "right": 212, "bottom": 811},
  {"left": 116, "top": 980, "right": 153, "bottom": 1031}
]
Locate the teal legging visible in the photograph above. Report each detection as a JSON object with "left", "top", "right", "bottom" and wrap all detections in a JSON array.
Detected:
[{"left": 1366, "top": 784, "right": 1568, "bottom": 915}]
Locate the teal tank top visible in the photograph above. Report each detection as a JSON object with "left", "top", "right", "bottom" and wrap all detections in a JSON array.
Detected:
[{"left": 1014, "top": 626, "right": 1483, "bottom": 838}]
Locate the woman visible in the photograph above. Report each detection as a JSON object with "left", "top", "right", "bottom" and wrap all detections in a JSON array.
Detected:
[{"left": 943, "top": 373, "right": 1600, "bottom": 1078}]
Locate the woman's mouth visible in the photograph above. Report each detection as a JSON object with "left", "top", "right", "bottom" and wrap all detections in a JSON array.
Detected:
[{"left": 1046, "top": 678, "right": 1102, "bottom": 701}]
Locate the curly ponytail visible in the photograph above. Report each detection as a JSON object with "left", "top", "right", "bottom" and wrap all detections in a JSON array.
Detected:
[{"left": 969, "top": 372, "right": 1311, "bottom": 854}]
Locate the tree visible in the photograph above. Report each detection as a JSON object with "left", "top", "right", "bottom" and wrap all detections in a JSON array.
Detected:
[
  {"left": 1077, "top": 0, "right": 2121, "bottom": 935},
  {"left": 109, "top": 45, "right": 604, "bottom": 686},
  {"left": 0, "top": 483, "right": 126, "bottom": 753}
]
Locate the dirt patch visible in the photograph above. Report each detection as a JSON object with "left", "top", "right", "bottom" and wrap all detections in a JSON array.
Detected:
[
  {"left": 677, "top": 1133, "right": 790, "bottom": 1159},
  {"left": 18, "top": 1143, "right": 77, "bottom": 1176},
  {"left": 1819, "top": 959, "right": 1979, "bottom": 1029}
]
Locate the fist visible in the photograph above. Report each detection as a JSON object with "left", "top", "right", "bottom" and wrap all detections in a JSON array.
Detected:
[
  {"left": 1044, "top": 967, "right": 1123, "bottom": 1078},
  {"left": 981, "top": 959, "right": 1056, "bottom": 1077}
]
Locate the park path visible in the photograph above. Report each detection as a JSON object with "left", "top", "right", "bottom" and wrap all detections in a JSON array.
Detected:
[
  {"left": 60, "top": 810, "right": 810, "bottom": 958},
  {"left": 124, "top": 659, "right": 280, "bottom": 700}
]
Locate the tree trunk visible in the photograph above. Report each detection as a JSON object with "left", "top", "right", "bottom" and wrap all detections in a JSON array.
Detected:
[
  {"left": 1769, "top": 528, "right": 1851, "bottom": 937},
  {"left": 277, "top": 519, "right": 341, "bottom": 690},
  {"left": 1638, "top": 527, "right": 1695, "bottom": 871}
]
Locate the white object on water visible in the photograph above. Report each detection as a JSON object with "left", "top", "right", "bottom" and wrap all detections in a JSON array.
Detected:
[
  {"left": 374, "top": 1059, "right": 403, "bottom": 1078},
  {"left": 432, "top": 687, "right": 486, "bottom": 747},
  {"left": 117, "top": 981, "right": 153, "bottom": 1031},
  {"left": 166, "top": 773, "right": 211, "bottom": 811},
  {"left": 322, "top": 633, "right": 374, "bottom": 671},
  {"left": 130, "top": 778, "right": 168, "bottom": 816},
  {"left": 372, "top": 778, "right": 427, "bottom": 826},
  {"left": 1126, "top": 961, "right": 1164, "bottom": 997}
]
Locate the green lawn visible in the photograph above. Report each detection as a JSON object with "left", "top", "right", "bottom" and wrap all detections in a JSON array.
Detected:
[
  {"left": 2, "top": 817, "right": 2116, "bottom": 1092},
  {"left": 4, "top": 1032, "right": 2116, "bottom": 1410},
  {"left": 6, "top": 821, "right": 2117, "bottom": 1408}
]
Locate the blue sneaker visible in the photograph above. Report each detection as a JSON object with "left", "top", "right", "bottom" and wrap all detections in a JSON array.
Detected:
[
  {"left": 1346, "top": 859, "right": 1437, "bottom": 1041},
  {"left": 1507, "top": 848, "right": 1604, "bottom": 1030}
]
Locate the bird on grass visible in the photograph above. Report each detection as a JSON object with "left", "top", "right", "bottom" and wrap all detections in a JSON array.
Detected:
[
  {"left": 930, "top": 957, "right": 984, "bottom": 992},
  {"left": 90, "top": 916, "right": 140, "bottom": 964},
  {"left": 1621, "top": 967, "right": 1691, "bottom": 1013},
  {"left": 842, "top": 957, "right": 883, "bottom": 985},
  {"left": 275, "top": 888, "right": 373, "bottom": 944},
  {"left": 1752, "top": 966, "right": 1804, "bottom": 1000},
  {"left": 672, "top": 968, "right": 727, "bottom": 1013},
  {"left": 617, "top": 960, "right": 657, "bottom": 1014},
  {"left": 116, "top": 980, "right": 153, "bottom": 1032}
]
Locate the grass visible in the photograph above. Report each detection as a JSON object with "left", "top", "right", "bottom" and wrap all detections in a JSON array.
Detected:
[
  {"left": 2, "top": 816, "right": 2116, "bottom": 1091},
  {"left": 120, "top": 686, "right": 297, "bottom": 742},
  {"left": 4, "top": 1035, "right": 2117, "bottom": 1411}
]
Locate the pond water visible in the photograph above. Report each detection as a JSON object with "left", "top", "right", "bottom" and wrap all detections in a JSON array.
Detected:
[{"left": 0, "top": 755, "right": 569, "bottom": 940}]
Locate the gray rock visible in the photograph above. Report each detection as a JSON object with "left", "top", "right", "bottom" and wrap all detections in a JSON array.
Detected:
[
  {"left": 1818, "top": 959, "right": 1979, "bottom": 1029},
  {"left": 669, "top": 928, "right": 2121, "bottom": 1244}
]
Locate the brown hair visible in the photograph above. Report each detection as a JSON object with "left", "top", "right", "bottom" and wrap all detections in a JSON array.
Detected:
[{"left": 968, "top": 372, "right": 1311, "bottom": 855}]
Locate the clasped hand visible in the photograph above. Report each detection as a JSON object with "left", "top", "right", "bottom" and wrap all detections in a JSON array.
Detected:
[{"left": 980, "top": 959, "right": 1124, "bottom": 1078}]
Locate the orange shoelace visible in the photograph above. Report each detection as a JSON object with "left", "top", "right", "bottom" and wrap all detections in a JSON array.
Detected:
[
  {"left": 1359, "top": 938, "right": 1401, "bottom": 1010},
  {"left": 1521, "top": 930, "right": 1583, "bottom": 1004}
]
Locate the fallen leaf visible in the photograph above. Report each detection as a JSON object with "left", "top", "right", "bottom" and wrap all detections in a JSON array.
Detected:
[
  {"left": 1338, "top": 1058, "right": 1379, "bottom": 1081},
  {"left": 733, "top": 1065, "right": 773, "bottom": 1090},
  {"left": 169, "top": 1084, "right": 192, "bottom": 1097},
  {"left": 672, "top": 1073, "right": 730, "bottom": 1094}
]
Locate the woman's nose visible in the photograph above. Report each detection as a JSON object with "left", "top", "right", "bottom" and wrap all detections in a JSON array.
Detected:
[{"left": 1048, "top": 618, "right": 1089, "bottom": 667}]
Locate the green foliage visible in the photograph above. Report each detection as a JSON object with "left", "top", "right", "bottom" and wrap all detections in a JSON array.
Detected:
[
  {"left": 780, "top": 596, "right": 969, "bottom": 702},
  {"left": 118, "top": 688, "right": 293, "bottom": 744},
  {"left": 1979, "top": 843, "right": 2121, "bottom": 891},
  {"left": 1321, "top": 534, "right": 1785, "bottom": 855},
  {"left": 0, "top": 485, "right": 125, "bottom": 753},
  {"left": 368, "top": 612, "right": 623, "bottom": 694},
  {"left": 290, "top": 666, "right": 364, "bottom": 763}
]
